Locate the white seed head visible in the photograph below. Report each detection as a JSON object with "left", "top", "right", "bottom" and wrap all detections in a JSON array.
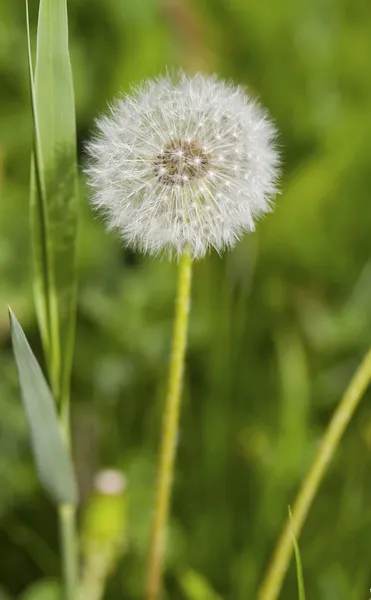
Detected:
[{"left": 86, "top": 72, "right": 280, "bottom": 259}]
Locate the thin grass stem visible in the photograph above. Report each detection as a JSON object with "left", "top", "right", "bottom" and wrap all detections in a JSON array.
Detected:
[
  {"left": 258, "top": 348, "right": 371, "bottom": 600},
  {"left": 59, "top": 504, "right": 78, "bottom": 600}
]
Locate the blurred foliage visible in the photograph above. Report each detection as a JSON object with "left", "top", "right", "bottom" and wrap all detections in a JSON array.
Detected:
[{"left": 1, "top": 0, "right": 371, "bottom": 599}]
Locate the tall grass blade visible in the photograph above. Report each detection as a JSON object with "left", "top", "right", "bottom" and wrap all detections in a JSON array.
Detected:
[
  {"left": 25, "top": 0, "right": 50, "bottom": 361},
  {"left": 27, "top": 0, "right": 79, "bottom": 404}
]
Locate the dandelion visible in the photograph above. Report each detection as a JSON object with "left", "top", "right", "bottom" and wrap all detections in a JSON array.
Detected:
[
  {"left": 85, "top": 71, "right": 280, "bottom": 600},
  {"left": 86, "top": 71, "right": 279, "bottom": 259}
]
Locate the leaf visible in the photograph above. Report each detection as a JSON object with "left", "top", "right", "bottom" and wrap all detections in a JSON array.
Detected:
[
  {"left": 288, "top": 508, "right": 306, "bottom": 600},
  {"left": 26, "top": 0, "right": 79, "bottom": 402},
  {"left": 25, "top": 0, "right": 50, "bottom": 360},
  {"left": 9, "top": 309, "right": 78, "bottom": 505}
]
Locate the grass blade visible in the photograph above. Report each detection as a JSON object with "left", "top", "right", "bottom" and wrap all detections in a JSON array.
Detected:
[
  {"left": 27, "top": 0, "right": 79, "bottom": 405},
  {"left": 25, "top": 0, "right": 51, "bottom": 361},
  {"left": 289, "top": 508, "right": 306, "bottom": 600},
  {"left": 9, "top": 309, "right": 78, "bottom": 505}
]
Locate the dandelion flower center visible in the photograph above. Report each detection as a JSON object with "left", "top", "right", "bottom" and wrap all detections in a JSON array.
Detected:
[{"left": 154, "top": 139, "right": 209, "bottom": 187}]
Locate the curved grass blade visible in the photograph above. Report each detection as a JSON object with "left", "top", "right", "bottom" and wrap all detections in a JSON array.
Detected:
[
  {"left": 9, "top": 309, "right": 78, "bottom": 505},
  {"left": 27, "top": 0, "right": 79, "bottom": 405},
  {"left": 289, "top": 508, "right": 306, "bottom": 600}
]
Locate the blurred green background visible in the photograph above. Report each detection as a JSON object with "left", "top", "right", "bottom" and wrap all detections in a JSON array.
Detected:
[{"left": 1, "top": 0, "right": 371, "bottom": 599}]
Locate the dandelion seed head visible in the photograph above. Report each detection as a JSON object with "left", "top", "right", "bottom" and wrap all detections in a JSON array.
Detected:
[{"left": 86, "top": 71, "right": 280, "bottom": 259}]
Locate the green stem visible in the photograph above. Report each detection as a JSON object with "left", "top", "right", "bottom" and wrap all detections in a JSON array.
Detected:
[
  {"left": 258, "top": 348, "right": 371, "bottom": 600},
  {"left": 146, "top": 252, "right": 193, "bottom": 600},
  {"left": 59, "top": 504, "right": 78, "bottom": 600},
  {"left": 58, "top": 388, "right": 77, "bottom": 600}
]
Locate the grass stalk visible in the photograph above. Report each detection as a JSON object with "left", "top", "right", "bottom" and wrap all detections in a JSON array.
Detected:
[
  {"left": 59, "top": 504, "right": 78, "bottom": 600},
  {"left": 258, "top": 348, "right": 371, "bottom": 600}
]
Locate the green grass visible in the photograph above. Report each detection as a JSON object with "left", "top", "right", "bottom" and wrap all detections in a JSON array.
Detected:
[{"left": 1, "top": 0, "right": 371, "bottom": 599}]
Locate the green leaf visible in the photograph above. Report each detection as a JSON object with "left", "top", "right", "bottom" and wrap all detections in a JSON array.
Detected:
[
  {"left": 25, "top": 0, "right": 50, "bottom": 360},
  {"left": 26, "top": 0, "right": 79, "bottom": 402},
  {"left": 289, "top": 508, "right": 306, "bottom": 600},
  {"left": 9, "top": 309, "right": 78, "bottom": 505}
]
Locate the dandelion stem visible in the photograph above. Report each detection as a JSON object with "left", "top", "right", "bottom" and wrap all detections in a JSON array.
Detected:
[
  {"left": 258, "top": 348, "right": 371, "bottom": 600},
  {"left": 146, "top": 251, "right": 193, "bottom": 600}
]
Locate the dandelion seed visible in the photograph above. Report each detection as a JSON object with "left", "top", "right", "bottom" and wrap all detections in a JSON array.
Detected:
[{"left": 86, "top": 71, "right": 280, "bottom": 259}]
